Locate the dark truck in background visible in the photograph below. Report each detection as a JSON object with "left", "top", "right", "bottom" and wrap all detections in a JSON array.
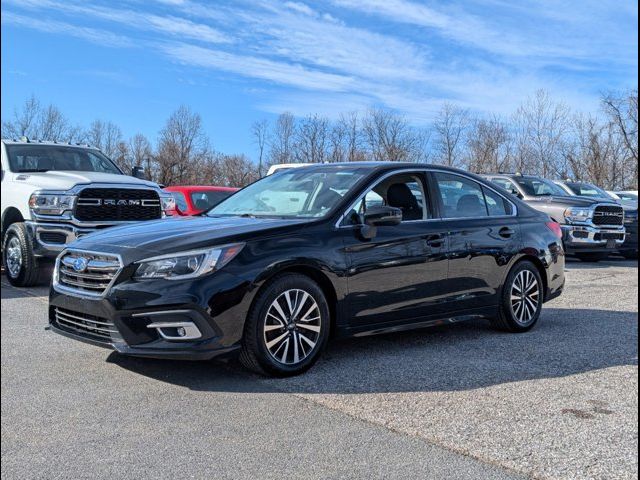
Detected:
[{"left": 484, "top": 174, "right": 625, "bottom": 262}]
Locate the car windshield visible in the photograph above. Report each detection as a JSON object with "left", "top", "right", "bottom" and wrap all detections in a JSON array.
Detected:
[
  {"left": 208, "top": 167, "right": 368, "bottom": 218},
  {"left": 567, "top": 183, "right": 611, "bottom": 198},
  {"left": 6, "top": 145, "right": 122, "bottom": 174},
  {"left": 515, "top": 177, "right": 567, "bottom": 197}
]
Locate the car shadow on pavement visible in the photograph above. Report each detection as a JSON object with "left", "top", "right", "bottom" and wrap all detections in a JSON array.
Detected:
[
  {"left": 565, "top": 257, "right": 638, "bottom": 269},
  {"left": 108, "top": 307, "right": 638, "bottom": 395}
]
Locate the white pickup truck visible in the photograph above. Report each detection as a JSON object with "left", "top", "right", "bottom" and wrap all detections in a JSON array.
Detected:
[{"left": 1, "top": 138, "right": 175, "bottom": 287}]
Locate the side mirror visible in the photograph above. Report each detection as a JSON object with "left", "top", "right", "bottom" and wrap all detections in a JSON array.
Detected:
[
  {"left": 363, "top": 205, "right": 403, "bottom": 226},
  {"left": 131, "top": 166, "right": 147, "bottom": 180},
  {"left": 360, "top": 206, "right": 402, "bottom": 240}
]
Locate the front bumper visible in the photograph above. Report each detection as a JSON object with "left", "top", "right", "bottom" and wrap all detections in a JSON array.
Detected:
[
  {"left": 48, "top": 271, "right": 253, "bottom": 360},
  {"left": 562, "top": 224, "right": 626, "bottom": 254},
  {"left": 26, "top": 221, "right": 97, "bottom": 257}
]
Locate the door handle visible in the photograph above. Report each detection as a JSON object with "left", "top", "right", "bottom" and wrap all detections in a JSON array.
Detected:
[
  {"left": 425, "top": 235, "right": 445, "bottom": 248},
  {"left": 499, "top": 227, "right": 515, "bottom": 238}
]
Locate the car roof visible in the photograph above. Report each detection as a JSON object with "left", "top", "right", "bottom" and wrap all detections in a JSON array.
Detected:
[
  {"left": 1, "top": 139, "right": 97, "bottom": 150},
  {"left": 286, "top": 161, "right": 470, "bottom": 175}
]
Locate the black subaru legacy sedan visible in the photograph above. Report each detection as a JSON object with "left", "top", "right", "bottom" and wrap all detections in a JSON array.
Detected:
[{"left": 49, "top": 163, "right": 565, "bottom": 376}]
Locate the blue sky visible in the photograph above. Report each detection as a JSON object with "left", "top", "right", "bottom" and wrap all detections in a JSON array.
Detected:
[{"left": 1, "top": 0, "right": 638, "bottom": 160}]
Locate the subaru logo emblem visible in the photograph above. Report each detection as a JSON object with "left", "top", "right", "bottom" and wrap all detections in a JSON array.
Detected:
[{"left": 72, "top": 257, "right": 89, "bottom": 273}]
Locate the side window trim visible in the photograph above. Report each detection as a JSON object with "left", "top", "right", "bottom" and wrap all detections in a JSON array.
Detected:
[
  {"left": 337, "top": 169, "right": 432, "bottom": 228},
  {"left": 430, "top": 171, "right": 518, "bottom": 221},
  {"left": 336, "top": 168, "right": 517, "bottom": 228}
]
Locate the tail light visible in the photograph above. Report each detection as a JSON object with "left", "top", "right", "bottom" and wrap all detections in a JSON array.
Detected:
[{"left": 546, "top": 221, "right": 563, "bottom": 239}]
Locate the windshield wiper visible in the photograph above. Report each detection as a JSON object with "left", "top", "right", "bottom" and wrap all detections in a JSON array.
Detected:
[{"left": 17, "top": 169, "right": 50, "bottom": 173}]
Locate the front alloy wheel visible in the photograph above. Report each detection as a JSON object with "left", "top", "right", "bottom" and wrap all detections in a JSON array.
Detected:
[
  {"left": 2, "top": 223, "right": 40, "bottom": 287},
  {"left": 240, "top": 274, "right": 329, "bottom": 376},
  {"left": 263, "top": 289, "right": 322, "bottom": 365}
]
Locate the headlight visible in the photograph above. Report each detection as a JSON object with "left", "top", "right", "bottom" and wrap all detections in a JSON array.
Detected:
[
  {"left": 29, "top": 193, "right": 76, "bottom": 215},
  {"left": 564, "top": 207, "right": 592, "bottom": 224},
  {"left": 134, "top": 243, "right": 245, "bottom": 280},
  {"left": 160, "top": 195, "right": 176, "bottom": 215}
]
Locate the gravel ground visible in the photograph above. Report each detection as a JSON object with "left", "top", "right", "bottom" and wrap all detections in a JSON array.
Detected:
[{"left": 1, "top": 257, "right": 638, "bottom": 479}]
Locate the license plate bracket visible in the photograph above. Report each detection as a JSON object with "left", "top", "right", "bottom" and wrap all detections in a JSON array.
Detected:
[{"left": 606, "top": 239, "right": 616, "bottom": 249}]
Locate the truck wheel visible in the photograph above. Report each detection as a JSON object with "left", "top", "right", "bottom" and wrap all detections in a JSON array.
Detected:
[
  {"left": 2, "top": 223, "right": 40, "bottom": 287},
  {"left": 575, "top": 252, "right": 609, "bottom": 263}
]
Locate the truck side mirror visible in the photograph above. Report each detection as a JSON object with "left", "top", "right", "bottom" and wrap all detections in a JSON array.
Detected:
[{"left": 131, "top": 166, "right": 147, "bottom": 180}]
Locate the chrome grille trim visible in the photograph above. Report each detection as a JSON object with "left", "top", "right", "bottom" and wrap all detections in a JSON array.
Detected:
[
  {"left": 54, "top": 307, "right": 118, "bottom": 340},
  {"left": 54, "top": 249, "right": 124, "bottom": 299}
]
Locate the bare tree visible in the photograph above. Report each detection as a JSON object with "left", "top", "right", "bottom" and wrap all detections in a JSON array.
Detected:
[
  {"left": 512, "top": 90, "right": 571, "bottom": 177},
  {"left": 1, "top": 95, "right": 81, "bottom": 142},
  {"left": 86, "top": 120, "right": 123, "bottom": 159},
  {"left": 362, "top": 108, "right": 422, "bottom": 162},
  {"left": 251, "top": 120, "right": 269, "bottom": 177},
  {"left": 466, "top": 116, "right": 513, "bottom": 174},
  {"left": 602, "top": 89, "right": 638, "bottom": 188},
  {"left": 155, "top": 106, "right": 210, "bottom": 185},
  {"left": 268, "top": 112, "right": 296, "bottom": 165},
  {"left": 295, "top": 114, "right": 329, "bottom": 163},
  {"left": 211, "top": 154, "right": 260, "bottom": 187},
  {"left": 433, "top": 103, "right": 469, "bottom": 167},
  {"left": 339, "top": 112, "right": 365, "bottom": 162}
]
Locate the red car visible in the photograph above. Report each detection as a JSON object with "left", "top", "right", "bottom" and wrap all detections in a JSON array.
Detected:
[{"left": 164, "top": 186, "right": 238, "bottom": 216}]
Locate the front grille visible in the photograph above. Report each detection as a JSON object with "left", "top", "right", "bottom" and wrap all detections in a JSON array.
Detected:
[
  {"left": 75, "top": 188, "right": 161, "bottom": 222},
  {"left": 592, "top": 205, "right": 624, "bottom": 226},
  {"left": 54, "top": 307, "right": 117, "bottom": 341},
  {"left": 57, "top": 251, "right": 121, "bottom": 296}
]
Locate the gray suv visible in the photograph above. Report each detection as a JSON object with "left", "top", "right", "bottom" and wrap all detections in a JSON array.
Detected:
[{"left": 484, "top": 174, "right": 625, "bottom": 262}]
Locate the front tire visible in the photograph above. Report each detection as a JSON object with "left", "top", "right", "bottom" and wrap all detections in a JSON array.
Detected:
[
  {"left": 2, "top": 223, "right": 40, "bottom": 287},
  {"left": 240, "top": 274, "right": 330, "bottom": 376},
  {"left": 491, "top": 261, "right": 543, "bottom": 333},
  {"left": 575, "top": 252, "right": 608, "bottom": 262}
]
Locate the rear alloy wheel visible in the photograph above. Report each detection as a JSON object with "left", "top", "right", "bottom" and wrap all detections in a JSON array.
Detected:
[
  {"left": 240, "top": 274, "right": 329, "bottom": 376},
  {"left": 491, "top": 261, "right": 543, "bottom": 332}
]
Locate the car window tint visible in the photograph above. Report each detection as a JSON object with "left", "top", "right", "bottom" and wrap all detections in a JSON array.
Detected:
[
  {"left": 345, "top": 173, "right": 429, "bottom": 225},
  {"left": 483, "top": 186, "right": 512, "bottom": 216},
  {"left": 170, "top": 191, "right": 188, "bottom": 211},
  {"left": 435, "top": 173, "right": 488, "bottom": 218}
]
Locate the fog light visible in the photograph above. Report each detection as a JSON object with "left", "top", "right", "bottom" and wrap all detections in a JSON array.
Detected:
[
  {"left": 145, "top": 321, "right": 202, "bottom": 340},
  {"left": 176, "top": 326, "right": 187, "bottom": 337}
]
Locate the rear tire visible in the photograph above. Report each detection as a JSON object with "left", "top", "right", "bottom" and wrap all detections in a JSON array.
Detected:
[
  {"left": 575, "top": 252, "right": 609, "bottom": 262},
  {"left": 239, "top": 274, "right": 330, "bottom": 377},
  {"left": 491, "top": 261, "right": 543, "bottom": 333},
  {"left": 2, "top": 223, "right": 40, "bottom": 287}
]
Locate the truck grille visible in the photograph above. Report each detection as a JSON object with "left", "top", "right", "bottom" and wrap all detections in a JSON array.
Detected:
[
  {"left": 592, "top": 205, "right": 624, "bottom": 226},
  {"left": 56, "top": 251, "right": 121, "bottom": 297},
  {"left": 75, "top": 188, "right": 161, "bottom": 222},
  {"left": 54, "top": 307, "right": 118, "bottom": 341}
]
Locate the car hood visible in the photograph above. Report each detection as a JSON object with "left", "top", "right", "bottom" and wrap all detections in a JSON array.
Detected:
[
  {"left": 69, "top": 215, "right": 310, "bottom": 264},
  {"left": 11, "top": 171, "right": 159, "bottom": 191},
  {"left": 527, "top": 195, "right": 615, "bottom": 207}
]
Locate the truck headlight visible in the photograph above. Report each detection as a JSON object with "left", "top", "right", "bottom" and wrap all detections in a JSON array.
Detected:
[
  {"left": 564, "top": 207, "right": 592, "bottom": 224},
  {"left": 29, "top": 193, "right": 76, "bottom": 215},
  {"left": 134, "top": 243, "right": 245, "bottom": 280}
]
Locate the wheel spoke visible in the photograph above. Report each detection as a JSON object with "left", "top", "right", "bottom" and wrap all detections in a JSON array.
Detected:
[
  {"left": 271, "top": 300, "right": 289, "bottom": 325},
  {"left": 264, "top": 324, "right": 283, "bottom": 332},
  {"left": 297, "top": 323, "right": 321, "bottom": 333},
  {"left": 266, "top": 331, "right": 289, "bottom": 350},
  {"left": 291, "top": 292, "right": 309, "bottom": 320},
  {"left": 298, "top": 332, "right": 316, "bottom": 350},
  {"left": 299, "top": 303, "right": 319, "bottom": 322}
]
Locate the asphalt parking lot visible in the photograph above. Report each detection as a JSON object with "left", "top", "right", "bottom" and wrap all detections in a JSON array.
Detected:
[{"left": 1, "top": 258, "right": 638, "bottom": 480}]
